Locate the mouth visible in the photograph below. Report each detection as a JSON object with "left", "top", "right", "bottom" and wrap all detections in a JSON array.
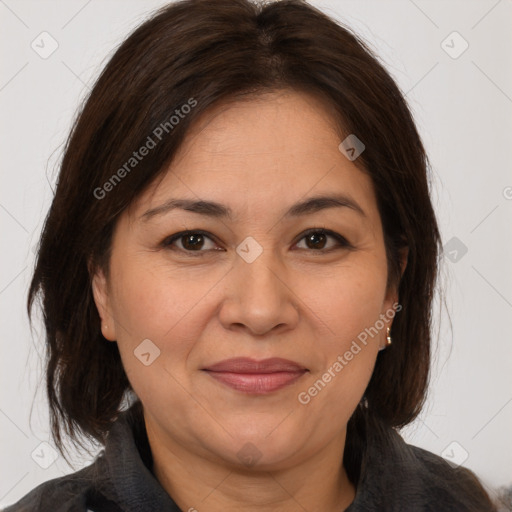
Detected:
[{"left": 201, "top": 357, "right": 309, "bottom": 394}]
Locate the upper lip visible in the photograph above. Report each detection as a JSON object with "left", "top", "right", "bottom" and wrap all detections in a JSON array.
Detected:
[{"left": 202, "top": 357, "right": 307, "bottom": 374}]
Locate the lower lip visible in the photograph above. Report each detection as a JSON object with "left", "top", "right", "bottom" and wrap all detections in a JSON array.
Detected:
[{"left": 203, "top": 370, "right": 307, "bottom": 394}]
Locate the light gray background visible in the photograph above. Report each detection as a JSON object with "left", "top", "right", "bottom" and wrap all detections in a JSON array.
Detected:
[{"left": 1, "top": 0, "right": 511, "bottom": 508}]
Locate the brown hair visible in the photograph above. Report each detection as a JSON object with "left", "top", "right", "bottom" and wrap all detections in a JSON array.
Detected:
[{"left": 28, "top": 0, "right": 490, "bottom": 503}]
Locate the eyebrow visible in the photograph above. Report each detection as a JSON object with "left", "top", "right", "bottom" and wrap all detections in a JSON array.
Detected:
[{"left": 140, "top": 193, "right": 366, "bottom": 222}]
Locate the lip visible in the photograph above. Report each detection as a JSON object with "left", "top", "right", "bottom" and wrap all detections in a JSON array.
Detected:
[
  {"left": 202, "top": 357, "right": 308, "bottom": 394},
  {"left": 203, "top": 357, "right": 307, "bottom": 373}
]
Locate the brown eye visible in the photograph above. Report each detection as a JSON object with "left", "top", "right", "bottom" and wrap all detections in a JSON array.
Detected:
[
  {"left": 181, "top": 233, "right": 206, "bottom": 250},
  {"left": 304, "top": 232, "right": 328, "bottom": 250},
  {"left": 162, "top": 231, "right": 219, "bottom": 253},
  {"left": 295, "top": 229, "right": 351, "bottom": 252}
]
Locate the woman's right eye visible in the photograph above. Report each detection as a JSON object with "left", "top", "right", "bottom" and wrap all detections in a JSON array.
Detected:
[{"left": 161, "top": 230, "right": 222, "bottom": 254}]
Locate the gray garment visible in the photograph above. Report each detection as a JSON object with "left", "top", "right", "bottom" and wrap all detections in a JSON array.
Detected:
[{"left": 3, "top": 402, "right": 495, "bottom": 511}]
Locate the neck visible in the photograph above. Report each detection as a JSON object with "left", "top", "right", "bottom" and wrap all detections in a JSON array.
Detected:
[{"left": 146, "top": 420, "right": 356, "bottom": 512}]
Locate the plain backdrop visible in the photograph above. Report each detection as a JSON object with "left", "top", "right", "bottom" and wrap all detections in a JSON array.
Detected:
[{"left": 1, "top": 0, "right": 511, "bottom": 508}]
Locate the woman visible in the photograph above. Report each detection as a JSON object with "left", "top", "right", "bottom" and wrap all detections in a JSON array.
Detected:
[{"left": 5, "top": 0, "right": 496, "bottom": 510}]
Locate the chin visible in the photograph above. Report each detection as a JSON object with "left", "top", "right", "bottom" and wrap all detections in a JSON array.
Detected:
[{"left": 212, "top": 426, "right": 308, "bottom": 471}]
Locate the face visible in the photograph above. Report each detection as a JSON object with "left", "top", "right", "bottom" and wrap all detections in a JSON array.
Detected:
[{"left": 92, "top": 90, "right": 404, "bottom": 471}]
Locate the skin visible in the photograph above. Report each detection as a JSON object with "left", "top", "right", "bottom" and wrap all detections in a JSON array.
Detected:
[{"left": 92, "top": 89, "right": 407, "bottom": 512}]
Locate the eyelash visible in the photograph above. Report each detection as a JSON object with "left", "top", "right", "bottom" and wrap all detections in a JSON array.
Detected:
[{"left": 160, "top": 228, "right": 352, "bottom": 256}]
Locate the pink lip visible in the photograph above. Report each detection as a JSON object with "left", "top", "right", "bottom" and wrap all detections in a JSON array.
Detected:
[{"left": 202, "top": 357, "right": 308, "bottom": 394}]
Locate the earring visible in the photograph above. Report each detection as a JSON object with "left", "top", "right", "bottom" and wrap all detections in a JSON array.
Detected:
[
  {"left": 379, "top": 327, "right": 392, "bottom": 351},
  {"left": 386, "top": 326, "right": 392, "bottom": 346}
]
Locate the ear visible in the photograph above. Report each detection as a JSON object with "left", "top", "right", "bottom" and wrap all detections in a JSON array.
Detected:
[
  {"left": 398, "top": 245, "right": 408, "bottom": 279},
  {"left": 385, "top": 245, "right": 409, "bottom": 302},
  {"left": 380, "top": 246, "right": 408, "bottom": 349},
  {"left": 90, "top": 261, "right": 117, "bottom": 342}
]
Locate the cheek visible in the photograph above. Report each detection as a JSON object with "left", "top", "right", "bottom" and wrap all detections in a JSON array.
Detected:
[
  {"left": 296, "top": 328, "right": 378, "bottom": 436},
  {"left": 107, "top": 252, "right": 232, "bottom": 392},
  {"left": 295, "top": 262, "right": 386, "bottom": 414},
  {"left": 109, "top": 254, "right": 216, "bottom": 341},
  {"left": 312, "top": 260, "right": 388, "bottom": 344},
  {"left": 107, "top": 257, "right": 209, "bottom": 407}
]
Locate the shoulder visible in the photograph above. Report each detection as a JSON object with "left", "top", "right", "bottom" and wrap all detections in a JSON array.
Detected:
[
  {"left": 406, "top": 444, "right": 492, "bottom": 494},
  {"left": 1, "top": 460, "right": 116, "bottom": 512},
  {"left": 390, "top": 433, "right": 496, "bottom": 511},
  {"left": 349, "top": 423, "right": 497, "bottom": 511}
]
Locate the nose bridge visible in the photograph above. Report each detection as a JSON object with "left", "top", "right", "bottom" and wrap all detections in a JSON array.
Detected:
[
  {"left": 235, "top": 241, "right": 285, "bottom": 303},
  {"left": 219, "top": 239, "right": 299, "bottom": 335}
]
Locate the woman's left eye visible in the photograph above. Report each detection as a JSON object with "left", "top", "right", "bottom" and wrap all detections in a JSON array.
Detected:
[
  {"left": 161, "top": 228, "right": 351, "bottom": 255},
  {"left": 294, "top": 228, "right": 351, "bottom": 251}
]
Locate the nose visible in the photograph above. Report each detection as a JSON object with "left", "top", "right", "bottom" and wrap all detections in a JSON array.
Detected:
[{"left": 218, "top": 250, "right": 300, "bottom": 337}]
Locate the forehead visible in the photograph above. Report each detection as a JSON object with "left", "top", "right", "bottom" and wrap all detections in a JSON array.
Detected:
[
  {"left": 172, "top": 90, "right": 343, "bottom": 171},
  {"left": 128, "top": 90, "right": 378, "bottom": 223}
]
